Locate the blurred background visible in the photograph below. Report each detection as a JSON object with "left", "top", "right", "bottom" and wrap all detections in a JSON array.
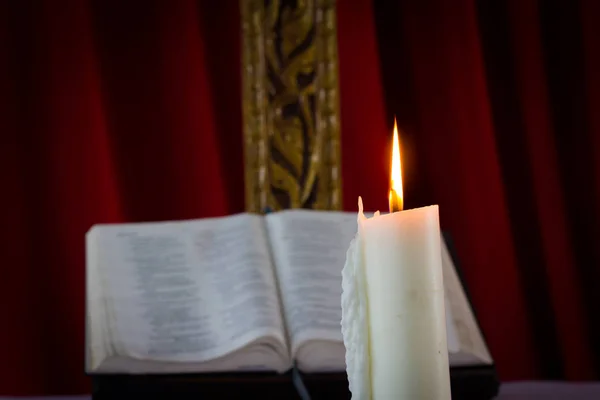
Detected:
[{"left": 1, "top": 0, "right": 599, "bottom": 395}]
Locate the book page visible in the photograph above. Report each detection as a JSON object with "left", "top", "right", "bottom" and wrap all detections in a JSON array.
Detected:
[
  {"left": 266, "top": 210, "right": 358, "bottom": 357},
  {"left": 266, "top": 209, "right": 491, "bottom": 371},
  {"left": 86, "top": 229, "right": 110, "bottom": 371},
  {"left": 89, "top": 214, "right": 287, "bottom": 367},
  {"left": 441, "top": 239, "right": 493, "bottom": 365}
]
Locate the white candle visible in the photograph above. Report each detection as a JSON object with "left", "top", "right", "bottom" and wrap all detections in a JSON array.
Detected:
[
  {"left": 341, "top": 120, "right": 451, "bottom": 399},
  {"left": 362, "top": 204, "right": 450, "bottom": 399}
]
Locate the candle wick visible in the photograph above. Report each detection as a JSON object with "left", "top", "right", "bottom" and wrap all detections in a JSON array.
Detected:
[{"left": 389, "top": 189, "right": 402, "bottom": 213}]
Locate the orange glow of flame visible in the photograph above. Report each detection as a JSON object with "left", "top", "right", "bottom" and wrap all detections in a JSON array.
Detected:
[{"left": 389, "top": 118, "right": 404, "bottom": 212}]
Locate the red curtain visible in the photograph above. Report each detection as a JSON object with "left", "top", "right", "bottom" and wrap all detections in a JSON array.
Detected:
[
  {"left": 1, "top": 0, "right": 243, "bottom": 394},
  {"left": 1, "top": 0, "right": 598, "bottom": 395},
  {"left": 374, "top": 0, "right": 600, "bottom": 382}
]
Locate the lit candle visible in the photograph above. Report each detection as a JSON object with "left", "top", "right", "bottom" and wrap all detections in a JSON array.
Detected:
[{"left": 341, "top": 119, "right": 451, "bottom": 399}]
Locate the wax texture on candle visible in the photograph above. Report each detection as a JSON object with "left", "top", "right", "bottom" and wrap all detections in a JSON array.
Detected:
[{"left": 340, "top": 197, "right": 371, "bottom": 400}]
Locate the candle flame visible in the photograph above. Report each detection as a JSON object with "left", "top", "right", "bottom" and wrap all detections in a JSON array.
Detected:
[{"left": 389, "top": 118, "right": 403, "bottom": 212}]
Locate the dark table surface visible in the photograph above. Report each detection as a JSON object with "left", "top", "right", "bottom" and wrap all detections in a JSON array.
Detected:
[{"left": 4, "top": 381, "right": 600, "bottom": 400}]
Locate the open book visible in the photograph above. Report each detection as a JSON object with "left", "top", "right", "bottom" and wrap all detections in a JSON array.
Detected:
[{"left": 86, "top": 210, "right": 493, "bottom": 374}]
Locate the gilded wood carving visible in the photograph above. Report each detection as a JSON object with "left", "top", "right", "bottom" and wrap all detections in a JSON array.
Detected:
[{"left": 241, "top": 0, "right": 342, "bottom": 212}]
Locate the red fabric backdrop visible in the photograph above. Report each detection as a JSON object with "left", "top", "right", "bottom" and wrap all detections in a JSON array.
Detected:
[
  {"left": 0, "top": 0, "right": 598, "bottom": 395},
  {"left": 374, "top": 0, "right": 600, "bottom": 382}
]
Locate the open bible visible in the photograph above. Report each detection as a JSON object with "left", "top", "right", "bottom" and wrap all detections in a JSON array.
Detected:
[{"left": 86, "top": 210, "right": 493, "bottom": 376}]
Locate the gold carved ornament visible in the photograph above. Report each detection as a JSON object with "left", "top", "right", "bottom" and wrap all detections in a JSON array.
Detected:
[{"left": 241, "top": 0, "right": 342, "bottom": 213}]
